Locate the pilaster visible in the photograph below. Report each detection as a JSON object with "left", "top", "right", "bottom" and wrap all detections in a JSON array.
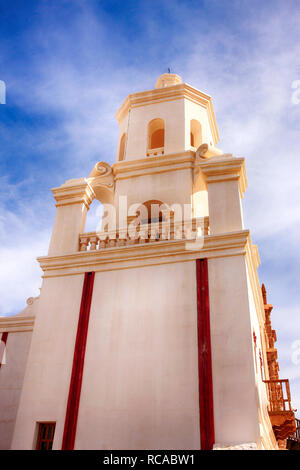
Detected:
[
  {"left": 48, "top": 178, "right": 95, "bottom": 256},
  {"left": 198, "top": 155, "right": 247, "bottom": 234}
]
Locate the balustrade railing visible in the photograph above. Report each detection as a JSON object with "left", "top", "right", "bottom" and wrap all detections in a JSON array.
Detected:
[
  {"left": 146, "top": 147, "right": 164, "bottom": 157},
  {"left": 79, "top": 217, "right": 209, "bottom": 252},
  {"left": 295, "top": 418, "right": 300, "bottom": 440},
  {"left": 264, "top": 379, "right": 293, "bottom": 413}
]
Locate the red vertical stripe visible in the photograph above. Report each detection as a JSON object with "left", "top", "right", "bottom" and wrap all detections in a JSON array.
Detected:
[
  {"left": 196, "top": 258, "right": 215, "bottom": 450},
  {"left": 62, "top": 271, "right": 95, "bottom": 450},
  {"left": 0, "top": 332, "right": 8, "bottom": 368}
]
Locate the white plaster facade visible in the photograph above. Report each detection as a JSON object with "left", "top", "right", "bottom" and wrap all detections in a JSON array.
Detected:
[
  {"left": 0, "top": 73, "right": 285, "bottom": 450},
  {"left": 0, "top": 297, "right": 36, "bottom": 449}
]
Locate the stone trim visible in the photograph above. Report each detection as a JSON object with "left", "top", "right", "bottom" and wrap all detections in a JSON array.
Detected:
[
  {"left": 113, "top": 151, "right": 195, "bottom": 180},
  {"left": 0, "top": 315, "right": 35, "bottom": 333},
  {"left": 37, "top": 230, "right": 250, "bottom": 277},
  {"left": 115, "top": 83, "right": 219, "bottom": 144},
  {"left": 52, "top": 178, "right": 95, "bottom": 209},
  {"left": 198, "top": 155, "right": 248, "bottom": 197}
]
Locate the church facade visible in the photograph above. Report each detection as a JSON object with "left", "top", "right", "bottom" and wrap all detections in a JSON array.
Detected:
[{"left": 0, "top": 74, "right": 296, "bottom": 450}]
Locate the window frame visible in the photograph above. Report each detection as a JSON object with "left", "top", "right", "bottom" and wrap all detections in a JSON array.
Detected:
[{"left": 36, "top": 422, "right": 56, "bottom": 450}]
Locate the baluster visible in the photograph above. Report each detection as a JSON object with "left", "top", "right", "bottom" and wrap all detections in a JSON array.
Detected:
[
  {"left": 127, "top": 236, "right": 135, "bottom": 245},
  {"left": 80, "top": 237, "right": 88, "bottom": 251},
  {"left": 204, "top": 217, "right": 209, "bottom": 235},
  {"left": 139, "top": 230, "right": 146, "bottom": 243},
  {"left": 174, "top": 227, "right": 182, "bottom": 240},
  {"left": 118, "top": 230, "right": 127, "bottom": 246},
  {"left": 108, "top": 238, "right": 116, "bottom": 248},
  {"left": 99, "top": 239, "right": 106, "bottom": 249},
  {"left": 185, "top": 226, "right": 192, "bottom": 240},
  {"left": 90, "top": 236, "right": 98, "bottom": 251},
  {"left": 119, "top": 237, "right": 126, "bottom": 246}
]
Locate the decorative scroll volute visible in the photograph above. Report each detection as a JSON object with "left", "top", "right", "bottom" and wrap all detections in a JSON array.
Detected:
[{"left": 88, "top": 161, "right": 115, "bottom": 204}]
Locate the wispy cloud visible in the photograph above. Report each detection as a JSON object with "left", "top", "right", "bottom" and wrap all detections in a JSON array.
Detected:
[{"left": 0, "top": 186, "right": 51, "bottom": 315}]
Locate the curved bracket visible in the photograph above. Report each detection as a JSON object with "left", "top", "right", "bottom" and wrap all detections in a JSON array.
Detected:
[
  {"left": 196, "top": 143, "right": 223, "bottom": 159},
  {"left": 88, "top": 161, "right": 115, "bottom": 205}
]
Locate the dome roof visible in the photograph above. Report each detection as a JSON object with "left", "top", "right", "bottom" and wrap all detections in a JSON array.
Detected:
[{"left": 155, "top": 73, "right": 182, "bottom": 89}]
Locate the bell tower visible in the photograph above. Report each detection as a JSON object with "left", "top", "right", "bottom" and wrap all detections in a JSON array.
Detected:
[
  {"left": 5, "top": 73, "right": 295, "bottom": 452},
  {"left": 116, "top": 72, "right": 219, "bottom": 162},
  {"left": 113, "top": 73, "right": 222, "bottom": 220}
]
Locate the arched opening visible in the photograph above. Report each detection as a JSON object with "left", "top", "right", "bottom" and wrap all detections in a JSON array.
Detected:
[
  {"left": 84, "top": 199, "right": 104, "bottom": 233},
  {"left": 190, "top": 132, "right": 194, "bottom": 147},
  {"left": 140, "top": 199, "right": 167, "bottom": 223},
  {"left": 151, "top": 129, "right": 164, "bottom": 149},
  {"left": 190, "top": 120, "right": 202, "bottom": 148},
  {"left": 147, "top": 118, "right": 165, "bottom": 156},
  {"left": 119, "top": 133, "right": 126, "bottom": 161}
]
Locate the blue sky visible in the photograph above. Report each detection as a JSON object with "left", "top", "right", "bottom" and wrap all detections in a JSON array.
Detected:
[{"left": 1, "top": 0, "right": 300, "bottom": 412}]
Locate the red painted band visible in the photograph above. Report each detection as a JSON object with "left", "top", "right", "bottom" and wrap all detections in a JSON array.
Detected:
[
  {"left": 61, "top": 271, "right": 95, "bottom": 450},
  {"left": 0, "top": 332, "right": 8, "bottom": 368},
  {"left": 196, "top": 258, "right": 215, "bottom": 450}
]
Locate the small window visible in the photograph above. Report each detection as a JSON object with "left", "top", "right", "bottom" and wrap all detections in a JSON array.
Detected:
[
  {"left": 190, "top": 119, "right": 202, "bottom": 148},
  {"left": 190, "top": 132, "right": 194, "bottom": 147},
  {"left": 150, "top": 128, "right": 164, "bottom": 149},
  {"left": 147, "top": 118, "right": 165, "bottom": 156},
  {"left": 36, "top": 422, "right": 56, "bottom": 450}
]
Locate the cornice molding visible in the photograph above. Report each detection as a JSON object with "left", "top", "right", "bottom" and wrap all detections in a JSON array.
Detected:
[
  {"left": 0, "top": 315, "right": 35, "bottom": 333},
  {"left": 52, "top": 178, "right": 95, "bottom": 209},
  {"left": 115, "top": 82, "right": 219, "bottom": 144},
  {"left": 112, "top": 151, "right": 196, "bottom": 180},
  {"left": 37, "top": 230, "right": 250, "bottom": 278},
  {"left": 198, "top": 156, "right": 248, "bottom": 197}
]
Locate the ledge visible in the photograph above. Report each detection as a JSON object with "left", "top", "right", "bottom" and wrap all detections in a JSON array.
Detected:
[
  {"left": 52, "top": 178, "right": 95, "bottom": 208},
  {"left": 198, "top": 155, "right": 248, "bottom": 197},
  {"left": 0, "top": 315, "right": 35, "bottom": 333},
  {"left": 112, "top": 151, "right": 196, "bottom": 180},
  {"left": 37, "top": 230, "right": 250, "bottom": 277}
]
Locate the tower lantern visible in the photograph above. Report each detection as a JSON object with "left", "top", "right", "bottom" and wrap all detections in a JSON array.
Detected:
[{"left": 116, "top": 73, "right": 219, "bottom": 162}]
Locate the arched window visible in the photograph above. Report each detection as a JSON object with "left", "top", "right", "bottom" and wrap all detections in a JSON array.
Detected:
[
  {"left": 147, "top": 118, "right": 165, "bottom": 156},
  {"left": 190, "top": 120, "right": 202, "bottom": 149},
  {"left": 140, "top": 199, "right": 166, "bottom": 223},
  {"left": 119, "top": 133, "right": 126, "bottom": 161}
]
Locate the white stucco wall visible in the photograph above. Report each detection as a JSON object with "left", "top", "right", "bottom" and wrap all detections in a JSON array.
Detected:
[
  {"left": 0, "top": 331, "right": 32, "bottom": 449},
  {"left": 11, "top": 274, "right": 85, "bottom": 450},
  {"left": 75, "top": 261, "right": 200, "bottom": 450},
  {"left": 11, "top": 261, "right": 200, "bottom": 450},
  {"left": 114, "top": 167, "right": 194, "bottom": 211},
  {"left": 245, "top": 267, "right": 276, "bottom": 449},
  {"left": 208, "top": 255, "right": 261, "bottom": 446},
  {"left": 125, "top": 99, "right": 186, "bottom": 160},
  {"left": 184, "top": 99, "right": 215, "bottom": 148}
]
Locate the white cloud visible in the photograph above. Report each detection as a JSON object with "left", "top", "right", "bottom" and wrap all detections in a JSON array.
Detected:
[
  {"left": 0, "top": 237, "right": 48, "bottom": 316},
  {"left": 0, "top": 203, "right": 50, "bottom": 315}
]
